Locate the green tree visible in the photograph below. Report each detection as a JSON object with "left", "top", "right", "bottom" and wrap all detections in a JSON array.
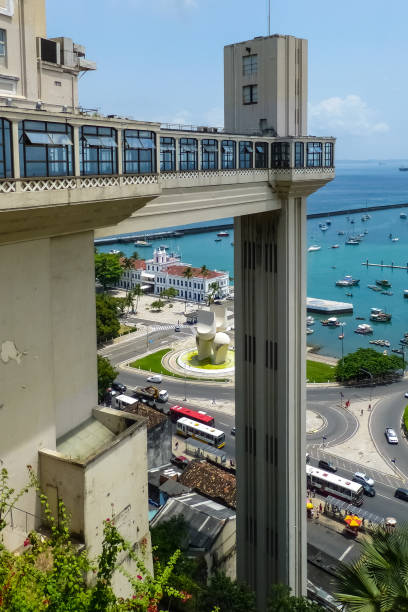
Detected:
[
  {"left": 96, "top": 294, "right": 120, "bottom": 344},
  {"left": 335, "top": 347, "right": 403, "bottom": 383},
  {"left": 207, "top": 281, "right": 220, "bottom": 305},
  {"left": 97, "top": 355, "right": 118, "bottom": 402},
  {"left": 182, "top": 267, "right": 194, "bottom": 311},
  {"left": 268, "top": 584, "right": 323, "bottom": 611},
  {"left": 132, "top": 250, "right": 140, "bottom": 260},
  {"left": 200, "top": 265, "right": 209, "bottom": 279},
  {"left": 95, "top": 252, "right": 123, "bottom": 292},
  {"left": 335, "top": 524, "right": 408, "bottom": 611},
  {"left": 198, "top": 572, "right": 256, "bottom": 612},
  {"left": 161, "top": 287, "right": 178, "bottom": 302},
  {"left": 151, "top": 299, "right": 165, "bottom": 311}
]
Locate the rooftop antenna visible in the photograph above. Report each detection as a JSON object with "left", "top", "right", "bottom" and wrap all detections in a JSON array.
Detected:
[{"left": 268, "top": 0, "right": 271, "bottom": 36}]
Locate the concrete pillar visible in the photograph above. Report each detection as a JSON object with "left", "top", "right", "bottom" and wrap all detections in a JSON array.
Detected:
[
  {"left": 73, "top": 125, "right": 80, "bottom": 176},
  {"left": 234, "top": 197, "right": 307, "bottom": 609},
  {"left": 197, "top": 138, "right": 201, "bottom": 171},
  {"left": 175, "top": 137, "right": 180, "bottom": 172},
  {"left": 11, "top": 120, "right": 20, "bottom": 179}
]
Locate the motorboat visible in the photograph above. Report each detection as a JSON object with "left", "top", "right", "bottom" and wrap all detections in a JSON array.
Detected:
[
  {"left": 306, "top": 328, "right": 314, "bottom": 335},
  {"left": 404, "top": 290, "right": 408, "bottom": 298},
  {"left": 308, "top": 245, "right": 321, "bottom": 252},
  {"left": 345, "top": 292, "right": 353, "bottom": 297},
  {"left": 331, "top": 244, "right": 340, "bottom": 249},
  {"left": 217, "top": 231, "right": 229, "bottom": 237},
  {"left": 392, "top": 237, "right": 399, "bottom": 242},
  {"left": 214, "top": 238, "right": 222, "bottom": 242},
  {"left": 337, "top": 231, "right": 345, "bottom": 235},
  {"left": 400, "top": 212, "right": 407, "bottom": 219},
  {"left": 381, "top": 291, "right": 393, "bottom": 296},
  {"left": 306, "top": 316, "right": 315, "bottom": 325},
  {"left": 134, "top": 239, "right": 152, "bottom": 247},
  {"left": 367, "top": 284, "right": 383, "bottom": 292},
  {"left": 345, "top": 239, "right": 359, "bottom": 245},
  {"left": 320, "top": 224, "right": 329, "bottom": 231},
  {"left": 326, "top": 220, "right": 332, "bottom": 225},
  {"left": 355, "top": 324, "right": 373, "bottom": 335},
  {"left": 321, "top": 317, "right": 340, "bottom": 327},
  {"left": 376, "top": 279, "right": 391, "bottom": 288},
  {"left": 370, "top": 307, "right": 392, "bottom": 322},
  {"left": 336, "top": 275, "right": 359, "bottom": 287},
  {"left": 109, "top": 249, "right": 120, "bottom": 255},
  {"left": 369, "top": 339, "right": 390, "bottom": 347}
]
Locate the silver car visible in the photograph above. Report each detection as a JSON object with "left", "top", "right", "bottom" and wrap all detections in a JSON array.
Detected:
[
  {"left": 354, "top": 471, "right": 375, "bottom": 487},
  {"left": 385, "top": 427, "right": 398, "bottom": 444}
]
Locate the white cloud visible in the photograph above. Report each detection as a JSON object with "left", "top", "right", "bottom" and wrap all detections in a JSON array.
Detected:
[{"left": 309, "top": 95, "right": 390, "bottom": 136}]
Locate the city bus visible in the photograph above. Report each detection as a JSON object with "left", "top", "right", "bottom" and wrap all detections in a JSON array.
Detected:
[
  {"left": 306, "top": 465, "right": 364, "bottom": 506},
  {"left": 176, "top": 417, "right": 225, "bottom": 448},
  {"left": 170, "top": 405, "right": 215, "bottom": 426}
]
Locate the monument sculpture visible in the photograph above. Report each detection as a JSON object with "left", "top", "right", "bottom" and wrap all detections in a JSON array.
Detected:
[{"left": 196, "top": 304, "right": 230, "bottom": 365}]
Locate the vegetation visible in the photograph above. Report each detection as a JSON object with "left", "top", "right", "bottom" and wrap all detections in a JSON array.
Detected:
[
  {"left": 207, "top": 281, "right": 220, "bottom": 306},
  {"left": 150, "top": 300, "right": 165, "bottom": 312},
  {"left": 96, "top": 294, "right": 121, "bottom": 344},
  {"left": 404, "top": 405, "right": 408, "bottom": 433},
  {"left": 0, "top": 468, "right": 187, "bottom": 611},
  {"left": 267, "top": 585, "right": 323, "bottom": 611},
  {"left": 335, "top": 347, "right": 403, "bottom": 383},
  {"left": 95, "top": 253, "right": 123, "bottom": 291},
  {"left": 97, "top": 355, "right": 118, "bottom": 402},
  {"left": 306, "top": 360, "right": 336, "bottom": 383},
  {"left": 160, "top": 287, "right": 178, "bottom": 301},
  {"left": 129, "top": 349, "right": 229, "bottom": 382},
  {"left": 335, "top": 523, "right": 408, "bottom": 611}
]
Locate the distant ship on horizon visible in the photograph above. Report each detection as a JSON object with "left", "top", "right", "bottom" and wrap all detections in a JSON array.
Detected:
[{"left": 399, "top": 166, "right": 408, "bottom": 171}]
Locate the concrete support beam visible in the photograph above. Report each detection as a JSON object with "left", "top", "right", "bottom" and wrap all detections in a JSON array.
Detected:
[
  {"left": 234, "top": 199, "right": 307, "bottom": 609},
  {"left": 11, "top": 120, "right": 20, "bottom": 179}
]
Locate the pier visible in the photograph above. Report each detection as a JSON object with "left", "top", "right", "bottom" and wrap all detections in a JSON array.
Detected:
[
  {"left": 306, "top": 297, "right": 353, "bottom": 314},
  {"left": 308, "top": 201, "right": 408, "bottom": 219},
  {"left": 362, "top": 261, "right": 408, "bottom": 270},
  {"left": 94, "top": 222, "right": 234, "bottom": 245}
]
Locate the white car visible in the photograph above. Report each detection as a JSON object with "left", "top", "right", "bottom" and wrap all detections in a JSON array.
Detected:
[
  {"left": 385, "top": 427, "right": 398, "bottom": 444},
  {"left": 147, "top": 374, "right": 162, "bottom": 384},
  {"left": 404, "top": 392, "right": 408, "bottom": 398},
  {"left": 354, "top": 472, "right": 374, "bottom": 487}
]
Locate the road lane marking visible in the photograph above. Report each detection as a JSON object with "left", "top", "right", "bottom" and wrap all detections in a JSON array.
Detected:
[
  {"left": 219, "top": 422, "right": 229, "bottom": 427},
  {"left": 339, "top": 544, "right": 354, "bottom": 561}
]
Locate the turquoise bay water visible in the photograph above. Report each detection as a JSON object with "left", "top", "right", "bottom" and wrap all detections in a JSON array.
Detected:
[{"left": 97, "top": 160, "right": 408, "bottom": 358}]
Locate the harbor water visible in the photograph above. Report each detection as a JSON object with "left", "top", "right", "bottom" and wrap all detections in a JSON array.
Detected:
[{"left": 96, "top": 160, "right": 408, "bottom": 359}]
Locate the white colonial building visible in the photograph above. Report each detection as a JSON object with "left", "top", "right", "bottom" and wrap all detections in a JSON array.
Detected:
[{"left": 118, "top": 247, "right": 230, "bottom": 302}]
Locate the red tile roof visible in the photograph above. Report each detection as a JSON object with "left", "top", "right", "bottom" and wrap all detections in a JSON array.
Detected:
[
  {"left": 165, "top": 265, "right": 225, "bottom": 279},
  {"left": 179, "top": 460, "right": 236, "bottom": 508}
]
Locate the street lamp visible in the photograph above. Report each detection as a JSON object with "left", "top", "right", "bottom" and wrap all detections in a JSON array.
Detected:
[
  {"left": 338, "top": 323, "right": 346, "bottom": 382},
  {"left": 399, "top": 342, "right": 406, "bottom": 373},
  {"left": 322, "top": 435, "right": 327, "bottom": 448},
  {"left": 360, "top": 367, "right": 373, "bottom": 402}
]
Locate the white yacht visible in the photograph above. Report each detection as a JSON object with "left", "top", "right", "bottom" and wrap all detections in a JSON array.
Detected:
[{"left": 308, "top": 245, "right": 321, "bottom": 252}]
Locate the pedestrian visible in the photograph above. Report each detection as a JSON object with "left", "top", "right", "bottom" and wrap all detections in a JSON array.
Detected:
[
  {"left": 368, "top": 404, "right": 371, "bottom": 411},
  {"left": 361, "top": 408, "right": 364, "bottom": 416},
  {"left": 319, "top": 503, "right": 323, "bottom": 514},
  {"left": 175, "top": 441, "right": 179, "bottom": 450}
]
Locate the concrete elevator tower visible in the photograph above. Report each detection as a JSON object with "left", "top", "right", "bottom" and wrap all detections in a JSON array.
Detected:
[{"left": 225, "top": 35, "right": 330, "bottom": 607}]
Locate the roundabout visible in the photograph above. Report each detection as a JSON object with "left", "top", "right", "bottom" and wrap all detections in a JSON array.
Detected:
[{"left": 177, "top": 347, "right": 235, "bottom": 374}]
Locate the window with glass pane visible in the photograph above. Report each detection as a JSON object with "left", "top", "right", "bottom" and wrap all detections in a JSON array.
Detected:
[
  {"left": 201, "top": 139, "right": 218, "bottom": 170},
  {"left": 160, "top": 137, "right": 175, "bottom": 172},
  {"left": 271, "top": 142, "right": 290, "bottom": 169},
  {"left": 221, "top": 140, "right": 236, "bottom": 169},
  {"left": 80, "top": 125, "right": 117, "bottom": 175},
  {"left": 255, "top": 142, "right": 268, "bottom": 168},
  {"left": 242, "top": 54, "right": 258, "bottom": 76},
  {"left": 324, "top": 142, "right": 333, "bottom": 167},
  {"left": 0, "top": 119, "right": 12, "bottom": 177},
  {"left": 295, "top": 142, "right": 304, "bottom": 168},
  {"left": 19, "top": 120, "right": 73, "bottom": 178},
  {"left": 239, "top": 141, "right": 253, "bottom": 168},
  {"left": 307, "top": 142, "right": 322, "bottom": 167},
  {"left": 0, "top": 29, "right": 6, "bottom": 62},
  {"left": 179, "top": 138, "right": 197, "bottom": 171},
  {"left": 123, "top": 129, "right": 156, "bottom": 174},
  {"left": 243, "top": 84, "right": 258, "bottom": 105}
]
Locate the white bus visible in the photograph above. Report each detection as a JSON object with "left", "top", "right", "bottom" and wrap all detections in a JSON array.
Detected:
[
  {"left": 176, "top": 417, "right": 225, "bottom": 449},
  {"left": 306, "top": 465, "right": 363, "bottom": 506}
]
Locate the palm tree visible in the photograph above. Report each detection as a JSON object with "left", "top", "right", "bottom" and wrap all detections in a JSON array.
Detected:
[
  {"left": 182, "top": 266, "right": 194, "bottom": 312},
  {"left": 335, "top": 523, "right": 408, "bottom": 611},
  {"left": 207, "top": 281, "right": 220, "bottom": 305},
  {"left": 131, "top": 250, "right": 140, "bottom": 261},
  {"left": 200, "top": 265, "right": 209, "bottom": 278},
  {"left": 130, "top": 283, "right": 143, "bottom": 314}
]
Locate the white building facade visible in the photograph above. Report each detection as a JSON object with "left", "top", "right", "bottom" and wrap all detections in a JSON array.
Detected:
[{"left": 118, "top": 247, "right": 230, "bottom": 302}]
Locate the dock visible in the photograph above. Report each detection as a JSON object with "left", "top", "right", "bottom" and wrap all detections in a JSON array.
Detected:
[
  {"left": 307, "top": 297, "right": 353, "bottom": 314},
  {"left": 362, "top": 261, "right": 408, "bottom": 270}
]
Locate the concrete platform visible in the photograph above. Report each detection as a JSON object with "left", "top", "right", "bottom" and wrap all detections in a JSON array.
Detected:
[{"left": 307, "top": 297, "right": 353, "bottom": 314}]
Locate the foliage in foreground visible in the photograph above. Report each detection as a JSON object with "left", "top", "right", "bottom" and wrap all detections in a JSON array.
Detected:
[
  {"left": 95, "top": 253, "right": 123, "bottom": 292},
  {"left": 335, "top": 523, "right": 408, "bottom": 611},
  {"left": 96, "top": 294, "right": 121, "bottom": 344},
  {"left": 335, "top": 347, "right": 403, "bottom": 382}
]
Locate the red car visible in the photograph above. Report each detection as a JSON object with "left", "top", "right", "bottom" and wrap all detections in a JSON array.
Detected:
[{"left": 170, "top": 455, "right": 189, "bottom": 469}]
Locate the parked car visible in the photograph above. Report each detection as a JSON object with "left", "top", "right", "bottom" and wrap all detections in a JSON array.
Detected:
[
  {"left": 353, "top": 472, "right": 374, "bottom": 487},
  {"left": 111, "top": 381, "right": 127, "bottom": 394},
  {"left": 385, "top": 427, "right": 398, "bottom": 444},
  {"left": 231, "top": 427, "right": 236, "bottom": 436},
  {"left": 353, "top": 478, "right": 375, "bottom": 497},
  {"left": 404, "top": 392, "right": 408, "bottom": 398},
  {"left": 395, "top": 488, "right": 408, "bottom": 501},
  {"left": 170, "top": 455, "right": 189, "bottom": 469},
  {"left": 174, "top": 325, "right": 181, "bottom": 332},
  {"left": 147, "top": 374, "right": 162, "bottom": 384},
  {"left": 318, "top": 459, "right": 337, "bottom": 473}
]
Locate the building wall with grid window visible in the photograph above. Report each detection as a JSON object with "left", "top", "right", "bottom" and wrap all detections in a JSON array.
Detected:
[{"left": 224, "top": 35, "right": 307, "bottom": 138}]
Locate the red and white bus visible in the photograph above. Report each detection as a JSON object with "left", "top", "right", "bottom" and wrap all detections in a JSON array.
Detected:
[
  {"left": 306, "top": 465, "right": 363, "bottom": 506},
  {"left": 170, "top": 405, "right": 215, "bottom": 426}
]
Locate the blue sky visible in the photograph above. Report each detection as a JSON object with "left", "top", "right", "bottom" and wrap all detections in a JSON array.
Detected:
[{"left": 47, "top": 0, "right": 408, "bottom": 160}]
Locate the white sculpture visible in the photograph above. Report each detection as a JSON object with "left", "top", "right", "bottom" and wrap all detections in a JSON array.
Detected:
[{"left": 196, "top": 305, "right": 230, "bottom": 364}]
